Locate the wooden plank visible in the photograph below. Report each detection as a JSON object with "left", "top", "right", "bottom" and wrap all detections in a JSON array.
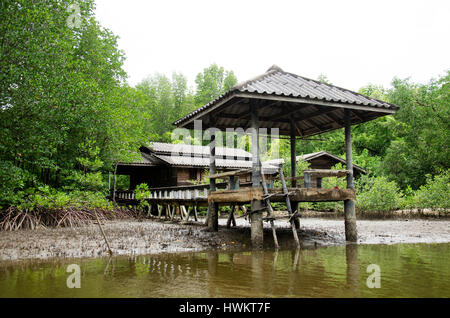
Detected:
[
  {"left": 208, "top": 188, "right": 264, "bottom": 203},
  {"left": 285, "top": 176, "right": 304, "bottom": 181},
  {"left": 268, "top": 188, "right": 355, "bottom": 202},
  {"left": 209, "top": 169, "right": 251, "bottom": 179},
  {"left": 303, "top": 169, "right": 350, "bottom": 178}
]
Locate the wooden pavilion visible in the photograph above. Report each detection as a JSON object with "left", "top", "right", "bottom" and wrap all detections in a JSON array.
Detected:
[{"left": 174, "top": 65, "right": 399, "bottom": 247}]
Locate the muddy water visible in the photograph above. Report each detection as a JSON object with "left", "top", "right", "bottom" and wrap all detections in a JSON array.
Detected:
[{"left": 0, "top": 243, "right": 449, "bottom": 298}]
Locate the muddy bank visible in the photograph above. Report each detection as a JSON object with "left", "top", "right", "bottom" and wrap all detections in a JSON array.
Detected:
[
  {"left": 300, "top": 208, "right": 449, "bottom": 219},
  {"left": 1, "top": 216, "right": 449, "bottom": 261},
  {"left": 0, "top": 218, "right": 450, "bottom": 260}
]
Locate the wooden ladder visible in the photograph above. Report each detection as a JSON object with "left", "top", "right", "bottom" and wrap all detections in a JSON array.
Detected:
[
  {"left": 260, "top": 161, "right": 279, "bottom": 249},
  {"left": 279, "top": 167, "right": 301, "bottom": 248}
]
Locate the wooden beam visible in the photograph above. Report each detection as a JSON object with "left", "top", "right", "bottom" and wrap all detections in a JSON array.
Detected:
[
  {"left": 290, "top": 117, "right": 297, "bottom": 188},
  {"left": 267, "top": 188, "right": 356, "bottom": 202},
  {"left": 235, "top": 93, "right": 397, "bottom": 114},
  {"left": 208, "top": 188, "right": 264, "bottom": 203},
  {"left": 236, "top": 100, "right": 280, "bottom": 120},
  {"left": 209, "top": 169, "right": 251, "bottom": 180},
  {"left": 250, "top": 101, "right": 260, "bottom": 187},
  {"left": 208, "top": 113, "right": 218, "bottom": 231},
  {"left": 303, "top": 169, "right": 350, "bottom": 178}
]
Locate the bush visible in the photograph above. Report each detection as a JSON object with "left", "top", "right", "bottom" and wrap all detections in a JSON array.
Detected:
[
  {"left": 356, "top": 176, "right": 403, "bottom": 212},
  {"left": 0, "top": 161, "right": 29, "bottom": 209},
  {"left": 135, "top": 183, "right": 150, "bottom": 211},
  {"left": 16, "top": 186, "right": 114, "bottom": 211},
  {"left": 412, "top": 170, "right": 450, "bottom": 209}
]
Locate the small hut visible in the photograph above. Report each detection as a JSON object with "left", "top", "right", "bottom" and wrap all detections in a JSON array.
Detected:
[
  {"left": 174, "top": 65, "right": 399, "bottom": 246},
  {"left": 297, "top": 151, "right": 366, "bottom": 176},
  {"left": 115, "top": 142, "right": 279, "bottom": 189}
]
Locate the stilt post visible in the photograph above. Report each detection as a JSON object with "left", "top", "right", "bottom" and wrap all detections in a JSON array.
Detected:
[
  {"left": 344, "top": 109, "right": 358, "bottom": 242},
  {"left": 250, "top": 100, "right": 264, "bottom": 248},
  {"left": 207, "top": 114, "right": 219, "bottom": 231},
  {"left": 290, "top": 118, "right": 301, "bottom": 229}
]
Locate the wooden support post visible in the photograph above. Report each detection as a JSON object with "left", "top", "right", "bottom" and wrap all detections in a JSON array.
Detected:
[
  {"left": 185, "top": 206, "right": 191, "bottom": 221},
  {"left": 241, "top": 205, "right": 247, "bottom": 220},
  {"left": 226, "top": 176, "right": 238, "bottom": 228},
  {"left": 226, "top": 205, "right": 236, "bottom": 228},
  {"left": 112, "top": 164, "right": 117, "bottom": 202},
  {"left": 290, "top": 118, "right": 300, "bottom": 229},
  {"left": 344, "top": 109, "right": 357, "bottom": 242},
  {"left": 181, "top": 205, "right": 188, "bottom": 220},
  {"left": 279, "top": 168, "right": 300, "bottom": 248},
  {"left": 250, "top": 101, "right": 264, "bottom": 248},
  {"left": 261, "top": 165, "right": 279, "bottom": 249},
  {"left": 207, "top": 115, "right": 219, "bottom": 231},
  {"left": 194, "top": 205, "right": 198, "bottom": 221},
  {"left": 94, "top": 212, "right": 113, "bottom": 256}
]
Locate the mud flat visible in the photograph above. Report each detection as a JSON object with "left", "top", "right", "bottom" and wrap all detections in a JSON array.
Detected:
[{"left": 0, "top": 217, "right": 449, "bottom": 261}]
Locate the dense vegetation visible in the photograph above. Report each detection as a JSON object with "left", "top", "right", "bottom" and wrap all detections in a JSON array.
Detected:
[{"left": 0, "top": 0, "right": 448, "bottom": 229}]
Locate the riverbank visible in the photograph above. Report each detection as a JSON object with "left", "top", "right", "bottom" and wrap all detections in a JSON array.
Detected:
[
  {"left": 300, "top": 208, "right": 449, "bottom": 219},
  {"left": 1, "top": 216, "right": 449, "bottom": 261}
]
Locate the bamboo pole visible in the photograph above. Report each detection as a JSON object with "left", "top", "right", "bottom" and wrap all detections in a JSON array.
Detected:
[{"left": 94, "top": 212, "right": 113, "bottom": 256}]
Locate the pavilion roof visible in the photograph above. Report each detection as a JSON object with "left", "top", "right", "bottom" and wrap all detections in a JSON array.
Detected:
[{"left": 174, "top": 65, "right": 399, "bottom": 136}]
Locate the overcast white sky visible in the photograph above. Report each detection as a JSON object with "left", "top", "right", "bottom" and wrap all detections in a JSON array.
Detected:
[{"left": 95, "top": 0, "right": 450, "bottom": 91}]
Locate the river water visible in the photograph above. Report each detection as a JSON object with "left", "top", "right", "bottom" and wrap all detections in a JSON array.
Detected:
[{"left": 0, "top": 243, "right": 449, "bottom": 297}]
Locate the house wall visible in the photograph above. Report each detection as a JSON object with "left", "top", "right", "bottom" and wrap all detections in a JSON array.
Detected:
[{"left": 129, "top": 166, "right": 177, "bottom": 189}]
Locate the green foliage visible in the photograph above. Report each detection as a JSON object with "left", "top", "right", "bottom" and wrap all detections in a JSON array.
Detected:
[
  {"left": 0, "top": 161, "right": 29, "bottom": 208},
  {"left": 135, "top": 183, "right": 150, "bottom": 211},
  {"left": 64, "top": 140, "right": 105, "bottom": 192},
  {"left": 0, "top": 0, "right": 447, "bottom": 215},
  {"left": 382, "top": 72, "right": 450, "bottom": 189},
  {"left": 17, "top": 186, "right": 113, "bottom": 211},
  {"left": 356, "top": 176, "right": 403, "bottom": 212},
  {"left": 194, "top": 64, "right": 237, "bottom": 106},
  {"left": 412, "top": 170, "right": 450, "bottom": 209},
  {"left": 135, "top": 72, "right": 195, "bottom": 142}
]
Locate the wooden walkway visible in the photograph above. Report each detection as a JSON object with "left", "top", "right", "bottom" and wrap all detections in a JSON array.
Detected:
[{"left": 113, "top": 168, "right": 354, "bottom": 207}]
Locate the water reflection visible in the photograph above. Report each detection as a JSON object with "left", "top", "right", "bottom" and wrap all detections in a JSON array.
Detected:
[
  {"left": 345, "top": 244, "right": 360, "bottom": 297},
  {"left": 0, "top": 243, "right": 449, "bottom": 297}
]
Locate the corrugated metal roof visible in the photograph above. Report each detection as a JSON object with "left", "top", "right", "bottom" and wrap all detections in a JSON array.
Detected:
[
  {"left": 173, "top": 65, "right": 398, "bottom": 127},
  {"left": 120, "top": 142, "right": 278, "bottom": 173},
  {"left": 148, "top": 142, "right": 251, "bottom": 159},
  {"left": 154, "top": 154, "right": 279, "bottom": 174},
  {"left": 116, "top": 152, "right": 158, "bottom": 166}
]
